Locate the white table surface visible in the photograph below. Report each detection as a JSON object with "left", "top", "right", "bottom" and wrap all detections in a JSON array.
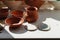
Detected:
[{"left": 0, "top": 10, "right": 60, "bottom": 38}]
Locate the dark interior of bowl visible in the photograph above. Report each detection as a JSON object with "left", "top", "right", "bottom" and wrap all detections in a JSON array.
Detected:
[{"left": 5, "top": 16, "right": 20, "bottom": 25}]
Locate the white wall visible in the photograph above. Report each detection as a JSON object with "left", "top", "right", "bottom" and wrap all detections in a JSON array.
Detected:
[{"left": 51, "top": 1, "right": 60, "bottom": 9}]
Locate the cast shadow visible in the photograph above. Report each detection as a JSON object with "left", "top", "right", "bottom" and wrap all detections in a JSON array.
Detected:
[
  {"left": 9, "top": 25, "right": 27, "bottom": 34},
  {"left": 32, "top": 10, "right": 60, "bottom": 31}
]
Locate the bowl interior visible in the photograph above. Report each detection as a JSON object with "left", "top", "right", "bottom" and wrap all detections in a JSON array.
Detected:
[{"left": 5, "top": 16, "right": 20, "bottom": 25}]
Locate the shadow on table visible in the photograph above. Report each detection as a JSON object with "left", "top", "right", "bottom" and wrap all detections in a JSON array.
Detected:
[
  {"left": 9, "top": 25, "right": 27, "bottom": 34},
  {"left": 32, "top": 10, "right": 60, "bottom": 31},
  {"left": 0, "top": 29, "right": 13, "bottom": 38}
]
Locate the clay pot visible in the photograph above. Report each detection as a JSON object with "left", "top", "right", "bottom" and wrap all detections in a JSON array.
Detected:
[
  {"left": 25, "top": 0, "right": 45, "bottom": 9},
  {"left": 25, "top": 6, "right": 38, "bottom": 23},
  {"left": 0, "top": 7, "right": 9, "bottom": 20}
]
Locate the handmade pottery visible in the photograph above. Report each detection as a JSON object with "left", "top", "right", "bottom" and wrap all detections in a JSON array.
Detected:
[{"left": 25, "top": 6, "right": 38, "bottom": 23}]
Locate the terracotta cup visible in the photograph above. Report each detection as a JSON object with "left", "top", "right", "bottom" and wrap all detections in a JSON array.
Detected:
[{"left": 25, "top": 6, "right": 38, "bottom": 23}]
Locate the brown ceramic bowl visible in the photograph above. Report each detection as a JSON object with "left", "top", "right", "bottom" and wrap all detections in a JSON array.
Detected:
[
  {"left": 5, "top": 16, "right": 23, "bottom": 29},
  {"left": 5, "top": 12, "right": 27, "bottom": 28},
  {"left": 5, "top": 16, "right": 20, "bottom": 25}
]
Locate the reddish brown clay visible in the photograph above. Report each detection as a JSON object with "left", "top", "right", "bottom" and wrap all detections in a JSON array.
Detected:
[
  {"left": 5, "top": 16, "right": 22, "bottom": 29},
  {"left": 5, "top": 11, "right": 27, "bottom": 29},
  {"left": 25, "top": 6, "right": 38, "bottom": 23},
  {"left": 5, "top": 16, "right": 20, "bottom": 25}
]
